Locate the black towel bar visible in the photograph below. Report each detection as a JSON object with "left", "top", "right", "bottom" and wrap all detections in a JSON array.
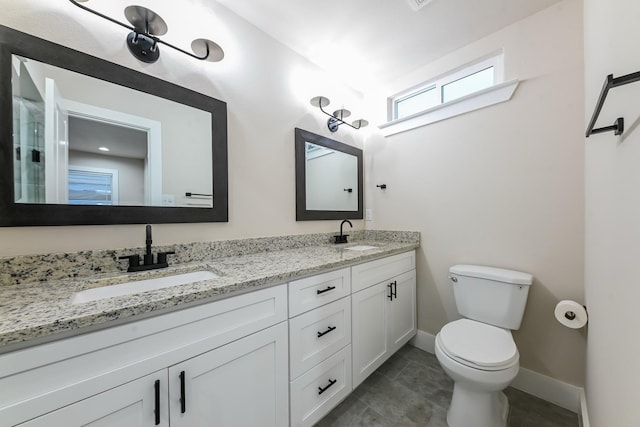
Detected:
[{"left": 586, "top": 71, "right": 640, "bottom": 138}]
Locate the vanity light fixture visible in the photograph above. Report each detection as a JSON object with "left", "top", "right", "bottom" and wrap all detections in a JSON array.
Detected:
[
  {"left": 68, "top": 0, "right": 224, "bottom": 64},
  {"left": 310, "top": 96, "right": 369, "bottom": 133}
]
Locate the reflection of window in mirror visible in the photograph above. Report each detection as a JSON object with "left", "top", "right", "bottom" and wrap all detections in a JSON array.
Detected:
[{"left": 68, "top": 167, "right": 118, "bottom": 206}]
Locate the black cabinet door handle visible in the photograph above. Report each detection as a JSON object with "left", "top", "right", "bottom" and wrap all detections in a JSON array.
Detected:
[
  {"left": 154, "top": 379, "right": 160, "bottom": 425},
  {"left": 318, "top": 378, "right": 337, "bottom": 395},
  {"left": 179, "top": 370, "right": 186, "bottom": 414},
  {"left": 317, "top": 325, "right": 337, "bottom": 338},
  {"left": 387, "top": 283, "right": 393, "bottom": 300},
  {"left": 317, "top": 285, "right": 336, "bottom": 295},
  {"left": 392, "top": 280, "right": 397, "bottom": 300}
]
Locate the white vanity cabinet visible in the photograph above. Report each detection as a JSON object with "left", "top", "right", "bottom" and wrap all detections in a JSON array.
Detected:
[
  {"left": 288, "top": 268, "right": 353, "bottom": 427},
  {"left": 16, "top": 371, "right": 169, "bottom": 427},
  {"left": 0, "top": 285, "right": 289, "bottom": 427},
  {"left": 351, "top": 251, "right": 417, "bottom": 387},
  {"left": 0, "top": 248, "right": 418, "bottom": 427},
  {"left": 168, "top": 322, "right": 288, "bottom": 427}
]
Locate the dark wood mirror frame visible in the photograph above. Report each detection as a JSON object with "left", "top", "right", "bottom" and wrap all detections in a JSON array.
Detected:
[
  {"left": 295, "top": 128, "right": 363, "bottom": 221},
  {"left": 0, "top": 25, "right": 228, "bottom": 226}
]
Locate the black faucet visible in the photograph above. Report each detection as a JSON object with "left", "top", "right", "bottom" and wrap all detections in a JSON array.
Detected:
[
  {"left": 334, "top": 219, "right": 353, "bottom": 244},
  {"left": 119, "top": 224, "right": 175, "bottom": 272}
]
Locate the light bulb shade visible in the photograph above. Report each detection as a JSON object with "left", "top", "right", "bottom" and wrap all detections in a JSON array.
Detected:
[
  {"left": 124, "top": 6, "right": 167, "bottom": 36},
  {"left": 332, "top": 109, "right": 351, "bottom": 119},
  {"left": 351, "top": 119, "right": 369, "bottom": 128},
  {"left": 310, "top": 96, "right": 331, "bottom": 108},
  {"left": 191, "top": 39, "right": 225, "bottom": 62}
]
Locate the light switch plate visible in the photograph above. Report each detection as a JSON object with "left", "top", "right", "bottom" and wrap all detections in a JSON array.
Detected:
[{"left": 365, "top": 209, "right": 374, "bottom": 221}]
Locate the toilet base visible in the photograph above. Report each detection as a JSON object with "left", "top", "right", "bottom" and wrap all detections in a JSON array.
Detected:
[{"left": 446, "top": 386, "right": 508, "bottom": 427}]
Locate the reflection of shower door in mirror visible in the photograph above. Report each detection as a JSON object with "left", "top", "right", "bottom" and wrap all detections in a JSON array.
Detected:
[
  {"left": 44, "top": 78, "right": 69, "bottom": 204},
  {"left": 13, "top": 97, "right": 45, "bottom": 203}
]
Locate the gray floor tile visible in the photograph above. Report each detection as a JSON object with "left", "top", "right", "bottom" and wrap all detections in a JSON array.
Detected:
[
  {"left": 316, "top": 344, "right": 578, "bottom": 427},
  {"left": 505, "top": 388, "right": 578, "bottom": 427}
]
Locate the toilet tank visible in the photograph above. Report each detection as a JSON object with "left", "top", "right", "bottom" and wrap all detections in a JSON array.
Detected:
[{"left": 449, "top": 265, "right": 533, "bottom": 330}]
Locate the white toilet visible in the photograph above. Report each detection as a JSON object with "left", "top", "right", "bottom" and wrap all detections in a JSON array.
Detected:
[{"left": 435, "top": 264, "right": 533, "bottom": 427}]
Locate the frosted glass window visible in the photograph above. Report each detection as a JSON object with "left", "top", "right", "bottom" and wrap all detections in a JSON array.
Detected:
[
  {"left": 441, "top": 67, "right": 494, "bottom": 103},
  {"left": 395, "top": 86, "right": 438, "bottom": 119}
]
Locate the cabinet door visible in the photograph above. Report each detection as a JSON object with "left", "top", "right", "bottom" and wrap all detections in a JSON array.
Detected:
[
  {"left": 351, "top": 281, "right": 389, "bottom": 388},
  {"left": 387, "top": 269, "right": 417, "bottom": 354},
  {"left": 168, "top": 322, "right": 289, "bottom": 427},
  {"left": 18, "top": 371, "right": 168, "bottom": 427}
]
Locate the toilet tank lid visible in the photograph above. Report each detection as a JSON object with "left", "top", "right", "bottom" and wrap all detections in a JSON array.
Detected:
[{"left": 449, "top": 265, "right": 533, "bottom": 285}]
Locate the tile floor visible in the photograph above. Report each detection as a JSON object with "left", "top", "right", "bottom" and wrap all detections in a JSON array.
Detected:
[{"left": 317, "top": 345, "right": 578, "bottom": 427}]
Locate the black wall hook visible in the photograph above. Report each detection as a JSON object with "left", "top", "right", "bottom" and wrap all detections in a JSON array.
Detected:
[{"left": 376, "top": 184, "right": 387, "bottom": 189}]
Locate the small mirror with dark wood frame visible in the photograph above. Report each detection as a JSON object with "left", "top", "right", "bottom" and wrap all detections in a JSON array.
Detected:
[{"left": 295, "top": 128, "right": 363, "bottom": 221}]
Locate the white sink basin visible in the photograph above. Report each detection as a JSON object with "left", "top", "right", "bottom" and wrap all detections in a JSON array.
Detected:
[
  {"left": 72, "top": 270, "right": 219, "bottom": 304},
  {"left": 344, "top": 245, "right": 379, "bottom": 251}
]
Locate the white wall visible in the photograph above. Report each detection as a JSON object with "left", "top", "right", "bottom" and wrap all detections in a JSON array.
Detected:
[
  {"left": 364, "top": 0, "right": 586, "bottom": 386},
  {"left": 0, "top": 0, "right": 364, "bottom": 256},
  {"left": 584, "top": 0, "right": 640, "bottom": 424},
  {"left": 306, "top": 151, "right": 358, "bottom": 211}
]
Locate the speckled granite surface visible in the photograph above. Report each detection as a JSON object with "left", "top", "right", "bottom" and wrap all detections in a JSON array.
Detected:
[{"left": 0, "top": 231, "right": 419, "bottom": 349}]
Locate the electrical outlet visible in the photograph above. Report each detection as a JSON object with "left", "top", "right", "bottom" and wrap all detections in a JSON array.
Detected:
[
  {"left": 365, "top": 209, "right": 374, "bottom": 221},
  {"left": 162, "top": 194, "right": 175, "bottom": 206}
]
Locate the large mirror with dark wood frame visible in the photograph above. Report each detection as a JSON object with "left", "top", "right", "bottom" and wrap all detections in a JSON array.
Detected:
[
  {"left": 0, "top": 25, "right": 228, "bottom": 226},
  {"left": 295, "top": 128, "right": 363, "bottom": 221}
]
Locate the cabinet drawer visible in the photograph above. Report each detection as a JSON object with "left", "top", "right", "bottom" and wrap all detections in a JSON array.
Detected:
[
  {"left": 290, "top": 345, "right": 352, "bottom": 427},
  {"left": 289, "top": 297, "right": 351, "bottom": 379},
  {"left": 289, "top": 267, "right": 351, "bottom": 317},
  {"left": 352, "top": 251, "right": 415, "bottom": 293}
]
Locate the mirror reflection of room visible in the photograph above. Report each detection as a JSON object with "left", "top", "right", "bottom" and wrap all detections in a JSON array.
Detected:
[
  {"left": 11, "top": 54, "right": 213, "bottom": 208},
  {"left": 304, "top": 142, "right": 358, "bottom": 212}
]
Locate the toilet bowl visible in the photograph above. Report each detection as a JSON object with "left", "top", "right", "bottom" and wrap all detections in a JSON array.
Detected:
[
  {"left": 435, "top": 318, "right": 520, "bottom": 427},
  {"left": 436, "top": 265, "right": 532, "bottom": 427}
]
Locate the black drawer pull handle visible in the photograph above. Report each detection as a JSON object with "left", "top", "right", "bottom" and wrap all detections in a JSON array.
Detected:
[
  {"left": 317, "top": 326, "right": 337, "bottom": 338},
  {"left": 154, "top": 379, "right": 160, "bottom": 425},
  {"left": 317, "top": 285, "right": 336, "bottom": 295},
  {"left": 318, "top": 378, "right": 337, "bottom": 395},
  {"left": 179, "top": 370, "right": 186, "bottom": 414}
]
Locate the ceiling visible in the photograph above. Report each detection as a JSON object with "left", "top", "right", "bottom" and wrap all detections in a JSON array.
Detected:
[
  {"left": 69, "top": 116, "right": 147, "bottom": 160},
  {"left": 215, "top": 0, "right": 563, "bottom": 92}
]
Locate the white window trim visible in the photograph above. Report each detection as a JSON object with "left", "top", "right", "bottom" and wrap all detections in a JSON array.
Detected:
[
  {"left": 379, "top": 78, "right": 520, "bottom": 137},
  {"left": 389, "top": 53, "right": 505, "bottom": 122}
]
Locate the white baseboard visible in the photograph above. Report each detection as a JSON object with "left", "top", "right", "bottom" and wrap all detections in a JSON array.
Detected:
[
  {"left": 409, "top": 329, "right": 581, "bottom": 414},
  {"left": 511, "top": 367, "right": 581, "bottom": 413},
  {"left": 579, "top": 388, "right": 590, "bottom": 427},
  {"left": 410, "top": 329, "right": 435, "bottom": 353}
]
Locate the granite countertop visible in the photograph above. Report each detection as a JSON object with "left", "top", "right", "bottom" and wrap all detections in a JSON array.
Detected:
[{"left": 0, "top": 239, "right": 418, "bottom": 350}]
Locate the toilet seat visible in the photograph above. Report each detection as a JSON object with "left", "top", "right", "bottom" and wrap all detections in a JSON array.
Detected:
[{"left": 437, "top": 319, "right": 518, "bottom": 371}]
